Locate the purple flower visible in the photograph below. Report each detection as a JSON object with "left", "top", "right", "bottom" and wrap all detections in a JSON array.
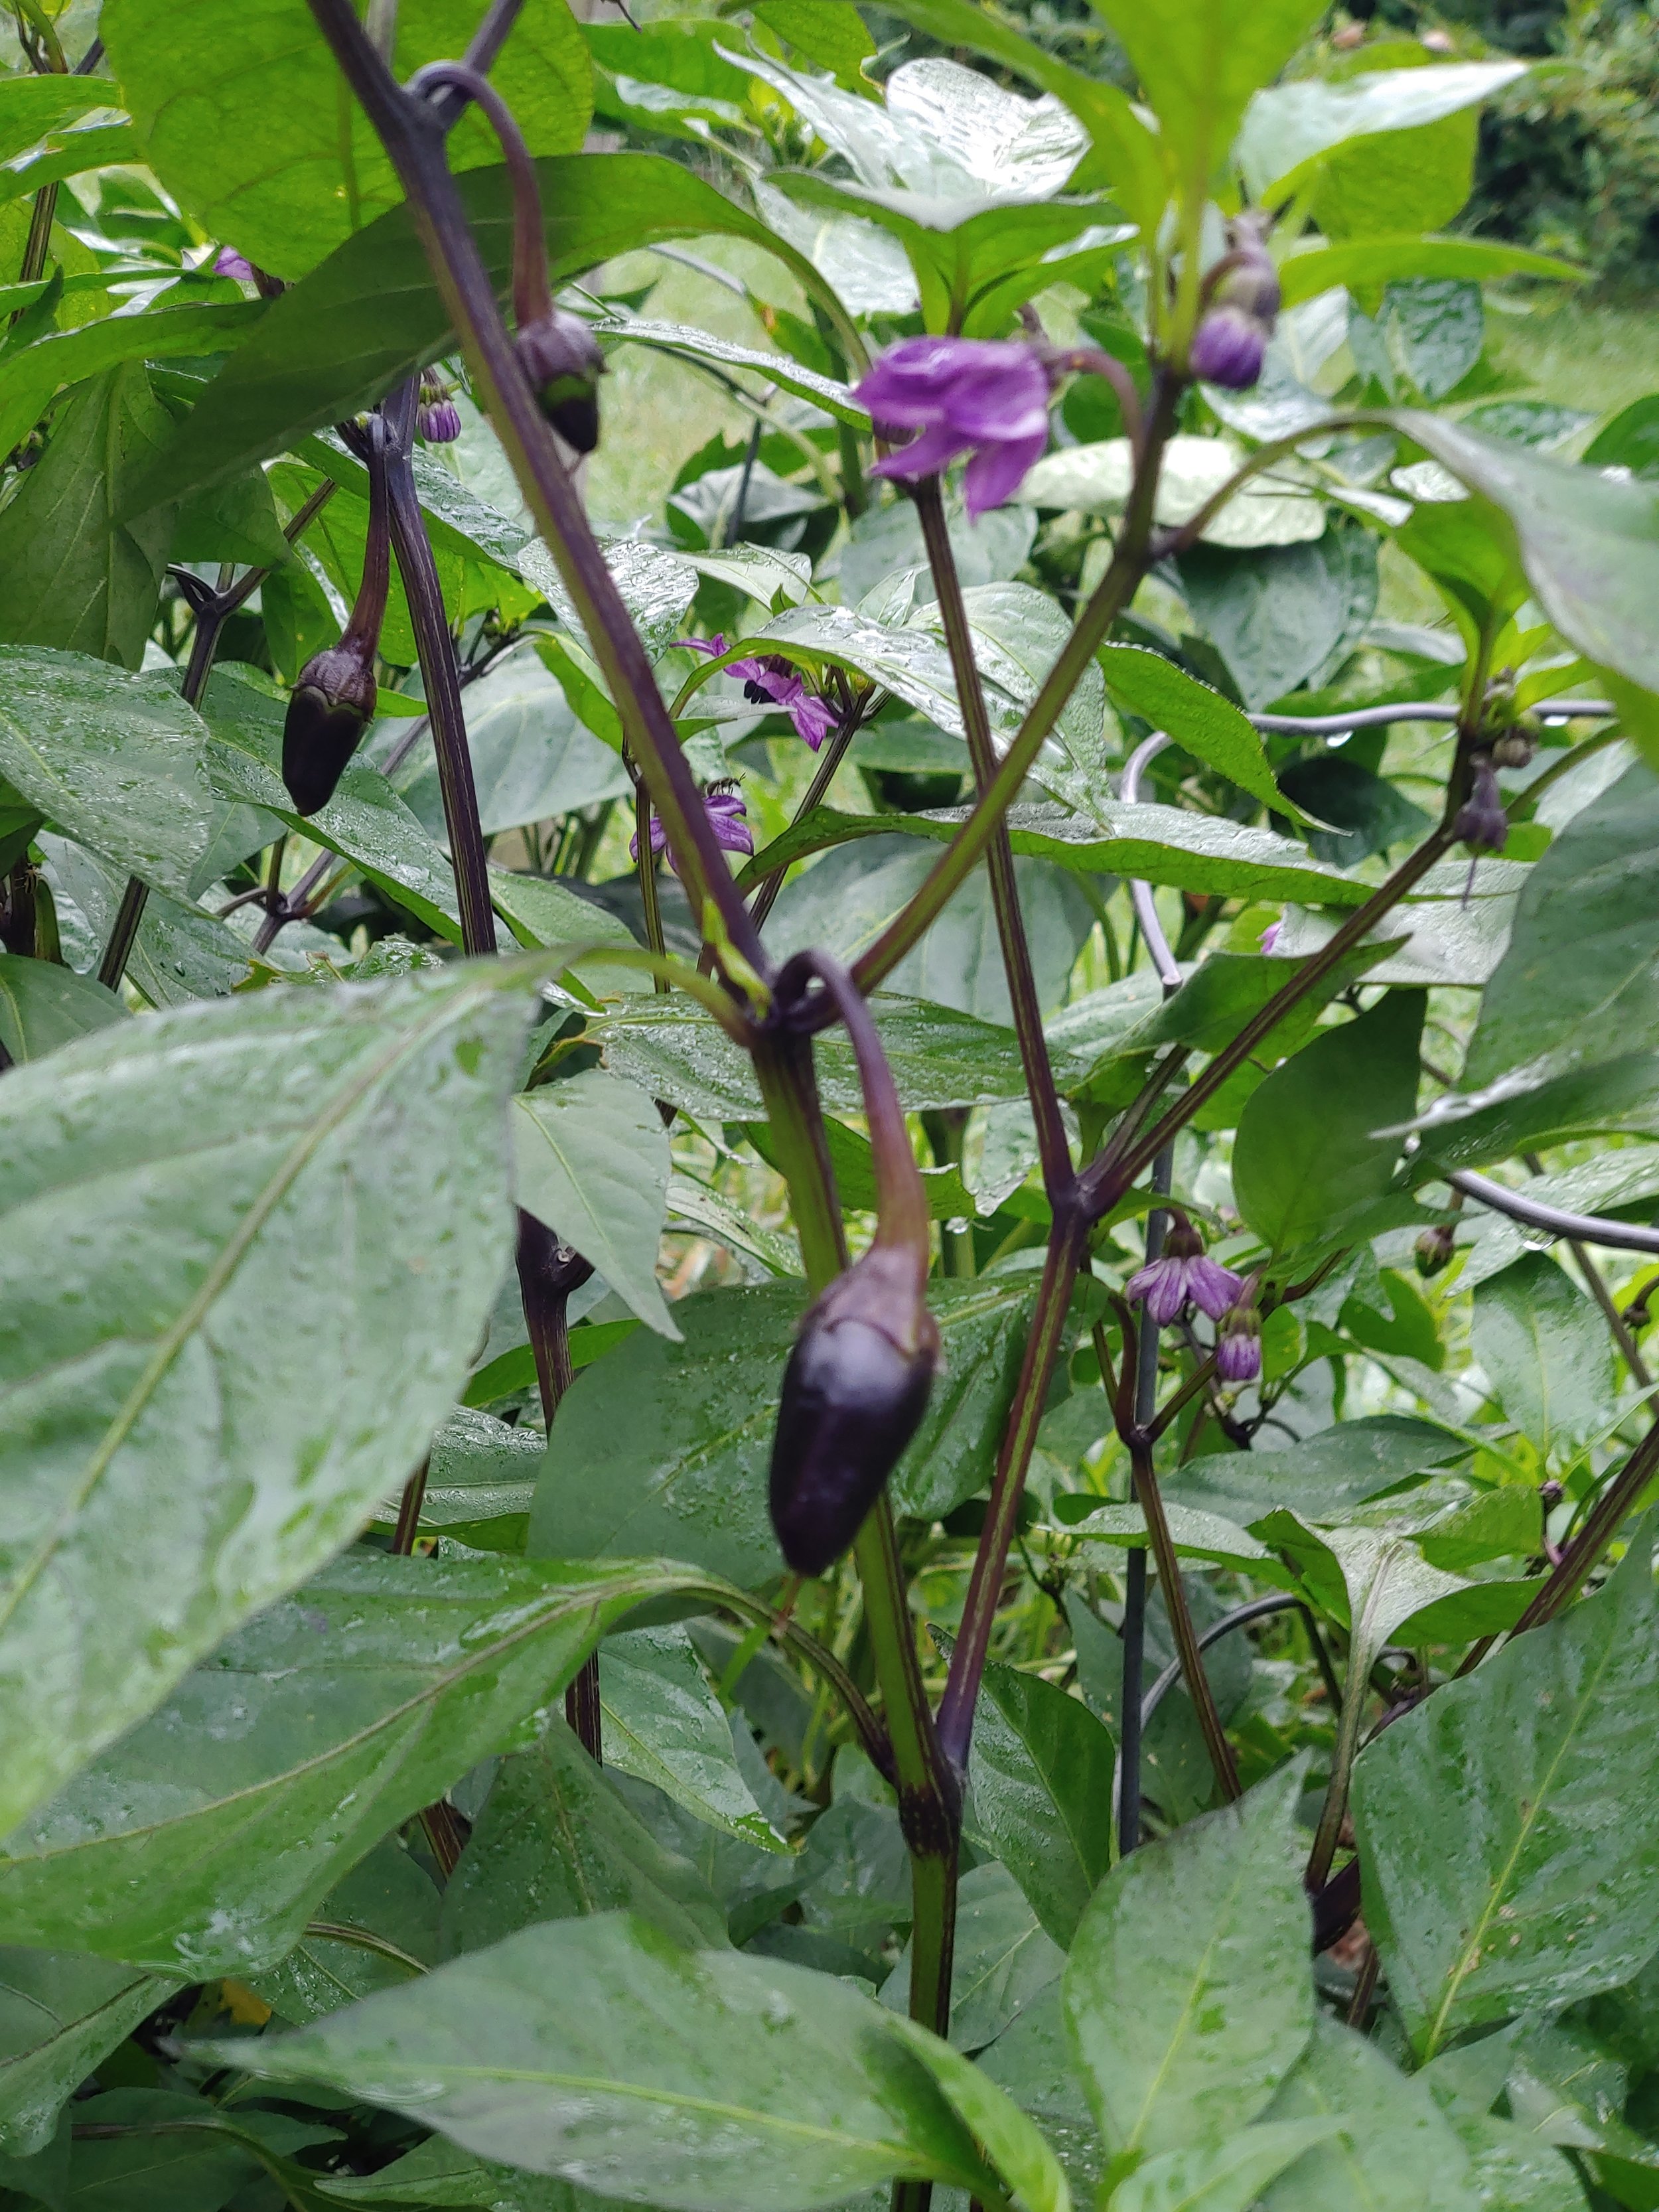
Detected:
[
  {"left": 1216, "top": 1301, "right": 1262, "bottom": 1384},
  {"left": 1258, "top": 919, "right": 1283, "bottom": 955},
  {"left": 1126, "top": 1218, "right": 1242, "bottom": 1325},
  {"left": 631, "top": 786, "right": 753, "bottom": 871},
  {"left": 418, "top": 397, "right": 462, "bottom": 444},
  {"left": 214, "top": 246, "right": 255, "bottom": 281},
  {"left": 1190, "top": 305, "right": 1269, "bottom": 392},
  {"left": 854, "top": 337, "right": 1052, "bottom": 518},
  {"left": 1453, "top": 755, "right": 1508, "bottom": 852},
  {"left": 710, "top": 648, "right": 839, "bottom": 751},
  {"left": 674, "top": 634, "right": 729, "bottom": 658}
]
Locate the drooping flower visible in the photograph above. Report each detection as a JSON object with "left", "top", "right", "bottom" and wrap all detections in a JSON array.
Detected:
[
  {"left": 674, "top": 639, "right": 838, "bottom": 750},
  {"left": 1126, "top": 1217, "right": 1243, "bottom": 1326},
  {"left": 630, "top": 786, "right": 753, "bottom": 871},
  {"left": 1453, "top": 754, "right": 1508, "bottom": 851},
  {"left": 214, "top": 246, "right": 255, "bottom": 281},
  {"left": 1216, "top": 1299, "right": 1262, "bottom": 1384},
  {"left": 853, "top": 336, "right": 1053, "bottom": 518},
  {"left": 1414, "top": 1222, "right": 1457, "bottom": 1279}
]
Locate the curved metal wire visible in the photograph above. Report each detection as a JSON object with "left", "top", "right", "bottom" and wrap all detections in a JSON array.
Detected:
[
  {"left": 1247, "top": 698, "right": 1611, "bottom": 736},
  {"left": 1119, "top": 711, "right": 1656, "bottom": 1260},
  {"left": 1140, "top": 1591, "right": 1343, "bottom": 1725}
]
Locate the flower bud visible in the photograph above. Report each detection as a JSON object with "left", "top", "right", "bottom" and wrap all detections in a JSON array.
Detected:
[
  {"left": 1453, "top": 755, "right": 1508, "bottom": 852},
  {"left": 1189, "top": 305, "right": 1269, "bottom": 392},
  {"left": 769, "top": 1244, "right": 940, "bottom": 1577},
  {"left": 1415, "top": 1222, "right": 1457, "bottom": 1279},
  {"left": 418, "top": 393, "right": 462, "bottom": 444},
  {"left": 516, "top": 309, "right": 604, "bottom": 453},
  {"left": 1490, "top": 714, "right": 1540, "bottom": 770},
  {"left": 282, "top": 644, "right": 378, "bottom": 816},
  {"left": 1538, "top": 1477, "right": 1565, "bottom": 1509},
  {"left": 1216, "top": 1301, "right": 1262, "bottom": 1384}
]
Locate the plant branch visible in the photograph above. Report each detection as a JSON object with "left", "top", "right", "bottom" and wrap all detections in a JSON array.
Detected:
[
  {"left": 747, "top": 690, "right": 873, "bottom": 933},
  {"left": 913, "top": 477, "right": 1071, "bottom": 1203},
  {"left": 303, "top": 0, "right": 766, "bottom": 980}
]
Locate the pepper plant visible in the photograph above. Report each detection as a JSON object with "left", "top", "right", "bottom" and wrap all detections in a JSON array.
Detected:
[{"left": 3, "top": 3, "right": 1659, "bottom": 2210}]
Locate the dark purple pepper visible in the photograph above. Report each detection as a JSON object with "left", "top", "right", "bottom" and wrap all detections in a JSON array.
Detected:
[
  {"left": 769, "top": 1244, "right": 940, "bottom": 1578},
  {"left": 516, "top": 309, "right": 605, "bottom": 453},
  {"left": 282, "top": 643, "right": 377, "bottom": 816}
]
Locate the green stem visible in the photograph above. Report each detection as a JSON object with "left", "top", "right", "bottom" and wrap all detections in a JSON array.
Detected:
[
  {"left": 1130, "top": 1432, "right": 1240, "bottom": 1803},
  {"left": 1305, "top": 1647, "right": 1370, "bottom": 1892},
  {"left": 922, "top": 1110, "right": 974, "bottom": 1279}
]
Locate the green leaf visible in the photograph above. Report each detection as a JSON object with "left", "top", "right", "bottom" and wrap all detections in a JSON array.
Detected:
[
  {"left": 882, "top": 1864, "right": 1064, "bottom": 2055},
  {"left": 104, "top": 0, "right": 591, "bottom": 281},
  {"left": 1096, "top": 646, "right": 1315, "bottom": 821},
  {"left": 1087, "top": 0, "right": 1327, "bottom": 192},
  {"left": 1313, "top": 1526, "right": 1475, "bottom": 1684},
  {"left": 866, "top": 0, "right": 1164, "bottom": 233},
  {"left": 1277, "top": 235, "right": 1581, "bottom": 308},
  {"left": 751, "top": 0, "right": 875, "bottom": 89},
  {"left": 249, "top": 1841, "right": 439, "bottom": 2026},
  {"left": 1471, "top": 1255, "right": 1615, "bottom": 1461},
  {"left": 0, "top": 367, "right": 175, "bottom": 670},
  {"left": 41, "top": 833, "right": 254, "bottom": 1007},
  {"left": 531, "top": 1280, "right": 1038, "bottom": 1586},
  {"left": 0, "top": 303, "right": 265, "bottom": 475},
  {"left": 585, "top": 991, "right": 1072, "bottom": 1122},
  {"left": 1465, "top": 761, "right": 1659, "bottom": 1088},
  {"left": 767, "top": 838, "right": 1096, "bottom": 1028},
  {"left": 1171, "top": 1416, "right": 1467, "bottom": 1531},
  {"left": 1179, "top": 525, "right": 1379, "bottom": 711},
  {"left": 1258, "top": 2015, "right": 1478, "bottom": 2211},
  {"left": 441, "top": 1719, "right": 728, "bottom": 1957},
  {"left": 1239, "top": 62, "right": 1526, "bottom": 203},
  {"left": 129, "top": 154, "right": 841, "bottom": 512},
  {"left": 741, "top": 804, "right": 1364, "bottom": 911},
  {"left": 0, "top": 76, "right": 121, "bottom": 168},
  {"left": 315, "top": 2132, "right": 585, "bottom": 2206},
  {"left": 1233, "top": 990, "right": 1425, "bottom": 1255},
  {"left": 0, "top": 1951, "right": 175, "bottom": 2156},
  {"left": 399, "top": 652, "right": 629, "bottom": 842},
  {"left": 200, "top": 1913, "right": 1009, "bottom": 2212},
  {"left": 1023, "top": 437, "right": 1325, "bottom": 551},
  {"left": 0, "top": 648, "right": 218, "bottom": 899},
  {"left": 1114, "top": 2121, "right": 1343, "bottom": 2212},
  {"left": 601, "top": 1625, "right": 787, "bottom": 1853},
  {"left": 513, "top": 1069, "right": 675, "bottom": 1340},
  {"left": 1352, "top": 1534, "right": 1659, "bottom": 2058},
  {"left": 0, "top": 964, "right": 530, "bottom": 1836},
  {"left": 966, "top": 1663, "right": 1115, "bottom": 1949},
  {"left": 0, "top": 954, "right": 123, "bottom": 1065},
  {"left": 885, "top": 2008, "right": 1073, "bottom": 2212},
  {"left": 0, "top": 1552, "right": 697, "bottom": 1976},
  {"left": 1063, "top": 1767, "right": 1311, "bottom": 2160},
  {"left": 594, "top": 312, "right": 867, "bottom": 429},
  {"left": 62, "top": 2089, "right": 272, "bottom": 2212},
  {"left": 1398, "top": 411, "right": 1659, "bottom": 707},
  {"left": 199, "top": 666, "right": 463, "bottom": 937}
]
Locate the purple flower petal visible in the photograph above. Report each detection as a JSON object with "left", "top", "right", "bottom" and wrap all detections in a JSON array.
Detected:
[
  {"left": 214, "top": 246, "right": 255, "bottom": 281},
  {"left": 1216, "top": 1326, "right": 1262, "bottom": 1383},
  {"left": 674, "top": 634, "right": 729, "bottom": 658},
  {"left": 705, "top": 789, "right": 753, "bottom": 855},
  {"left": 1127, "top": 1255, "right": 1189, "bottom": 1327},
  {"left": 1186, "top": 1256, "right": 1245, "bottom": 1322},
  {"left": 1259, "top": 920, "right": 1283, "bottom": 954},
  {"left": 871, "top": 417, "right": 977, "bottom": 485},
  {"left": 791, "top": 694, "right": 837, "bottom": 751},
  {"left": 963, "top": 428, "right": 1048, "bottom": 519}
]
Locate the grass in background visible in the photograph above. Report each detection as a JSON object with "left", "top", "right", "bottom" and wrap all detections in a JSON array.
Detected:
[{"left": 1489, "top": 289, "right": 1659, "bottom": 416}]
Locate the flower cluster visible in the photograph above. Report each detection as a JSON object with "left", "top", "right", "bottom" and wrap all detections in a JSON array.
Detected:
[
  {"left": 1126, "top": 1218, "right": 1262, "bottom": 1382},
  {"left": 853, "top": 337, "right": 1053, "bottom": 518},
  {"left": 630, "top": 785, "right": 753, "bottom": 871},
  {"left": 678, "top": 638, "right": 836, "bottom": 750}
]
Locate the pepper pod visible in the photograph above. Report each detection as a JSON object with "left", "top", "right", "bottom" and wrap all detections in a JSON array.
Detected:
[
  {"left": 770, "top": 1240, "right": 940, "bottom": 1578},
  {"left": 767, "top": 952, "right": 940, "bottom": 1578},
  {"left": 282, "top": 416, "right": 389, "bottom": 816}
]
